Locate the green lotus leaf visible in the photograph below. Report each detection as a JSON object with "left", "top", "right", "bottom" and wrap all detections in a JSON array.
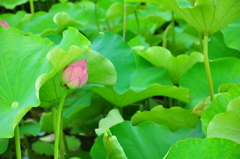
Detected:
[
  {"left": 180, "top": 57, "right": 240, "bottom": 109},
  {"left": 63, "top": 89, "right": 93, "bottom": 120},
  {"left": 69, "top": 94, "right": 110, "bottom": 126},
  {"left": 32, "top": 141, "right": 54, "bottom": 156},
  {"left": 123, "top": 15, "right": 166, "bottom": 35},
  {"left": 191, "top": 93, "right": 221, "bottom": 117},
  {"left": 106, "top": 2, "right": 124, "bottom": 19},
  {"left": 17, "top": 3, "right": 89, "bottom": 36},
  {"left": 0, "top": 0, "right": 28, "bottom": 9},
  {"left": 0, "top": 27, "right": 90, "bottom": 138},
  {"left": 125, "top": 0, "right": 240, "bottom": 35},
  {"left": 208, "top": 32, "right": 240, "bottom": 60},
  {"left": 0, "top": 11, "right": 26, "bottom": 27},
  {"left": 19, "top": 122, "right": 40, "bottom": 136},
  {"left": 40, "top": 112, "right": 69, "bottom": 133},
  {"left": 218, "top": 83, "right": 235, "bottom": 93},
  {"left": 91, "top": 121, "right": 204, "bottom": 159},
  {"left": 92, "top": 32, "right": 136, "bottom": 94},
  {"left": 201, "top": 83, "right": 240, "bottom": 134},
  {"left": 95, "top": 109, "right": 124, "bottom": 136},
  {"left": 66, "top": 135, "right": 81, "bottom": 151},
  {"left": 0, "top": 138, "right": 8, "bottom": 154},
  {"left": 165, "top": 138, "right": 240, "bottom": 158},
  {"left": 91, "top": 50, "right": 190, "bottom": 107},
  {"left": 207, "top": 96, "right": 240, "bottom": 143},
  {"left": 131, "top": 105, "right": 199, "bottom": 131},
  {"left": 106, "top": 2, "right": 135, "bottom": 19},
  {"left": 221, "top": 18, "right": 240, "bottom": 52},
  {"left": 138, "top": 46, "right": 203, "bottom": 84}
]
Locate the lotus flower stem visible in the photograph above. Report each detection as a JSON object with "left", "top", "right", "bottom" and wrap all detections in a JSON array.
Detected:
[
  {"left": 14, "top": 125, "right": 22, "bottom": 159},
  {"left": 60, "top": 115, "right": 65, "bottom": 159},
  {"left": 203, "top": 34, "right": 214, "bottom": 101},
  {"left": 54, "top": 89, "right": 69, "bottom": 159}
]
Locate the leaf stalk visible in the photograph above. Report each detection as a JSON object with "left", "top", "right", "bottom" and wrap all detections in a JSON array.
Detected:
[
  {"left": 203, "top": 34, "right": 214, "bottom": 101},
  {"left": 14, "top": 125, "right": 21, "bottom": 159}
]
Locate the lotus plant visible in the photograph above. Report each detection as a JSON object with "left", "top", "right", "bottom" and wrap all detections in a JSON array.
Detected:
[{"left": 54, "top": 59, "right": 88, "bottom": 159}]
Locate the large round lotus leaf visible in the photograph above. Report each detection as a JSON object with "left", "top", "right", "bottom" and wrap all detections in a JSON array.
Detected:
[
  {"left": 201, "top": 83, "right": 240, "bottom": 134},
  {"left": 17, "top": 3, "right": 89, "bottom": 36},
  {"left": 179, "top": 57, "right": 240, "bottom": 109},
  {"left": 207, "top": 96, "right": 240, "bottom": 143},
  {"left": 90, "top": 121, "right": 204, "bottom": 159},
  {"left": 0, "top": 0, "right": 28, "bottom": 9},
  {"left": 131, "top": 105, "right": 199, "bottom": 131},
  {"left": 138, "top": 46, "right": 203, "bottom": 84},
  {"left": 92, "top": 32, "right": 136, "bottom": 94},
  {"left": 165, "top": 138, "right": 240, "bottom": 158},
  {"left": 0, "top": 27, "right": 90, "bottom": 138},
  {"left": 221, "top": 18, "right": 240, "bottom": 52},
  {"left": 208, "top": 32, "right": 240, "bottom": 60},
  {"left": 91, "top": 50, "right": 190, "bottom": 107},
  {"left": 0, "top": 11, "right": 26, "bottom": 27},
  {"left": 126, "top": 0, "right": 240, "bottom": 35}
]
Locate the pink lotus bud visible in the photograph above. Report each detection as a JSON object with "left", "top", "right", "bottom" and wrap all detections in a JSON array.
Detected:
[
  {"left": 62, "top": 59, "right": 88, "bottom": 89},
  {"left": 0, "top": 19, "right": 10, "bottom": 28}
]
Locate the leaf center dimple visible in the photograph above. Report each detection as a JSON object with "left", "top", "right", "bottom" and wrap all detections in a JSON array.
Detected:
[{"left": 11, "top": 102, "right": 19, "bottom": 108}]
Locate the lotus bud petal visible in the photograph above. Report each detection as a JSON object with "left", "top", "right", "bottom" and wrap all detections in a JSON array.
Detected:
[
  {"left": 62, "top": 59, "right": 88, "bottom": 89},
  {"left": 0, "top": 20, "right": 10, "bottom": 28}
]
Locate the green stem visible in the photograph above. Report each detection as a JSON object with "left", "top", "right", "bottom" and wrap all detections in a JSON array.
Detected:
[
  {"left": 95, "top": 3, "right": 100, "bottom": 32},
  {"left": 134, "top": 11, "right": 140, "bottom": 34},
  {"left": 198, "top": 32, "right": 203, "bottom": 52},
  {"left": 203, "top": 34, "right": 214, "bottom": 101},
  {"left": 123, "top": 2, "right": 127, "bottom": 40},
  {"left": 162, "top": 22, "right": 172, "bottom": 48},
  {"left": 60, "top": 115, "right": 65, "bottom": 159},
  {"left": 54, "top": 89, "right": 69, "bottom": 159},
  {"left": 171, "top": 11, "right": 175, "bottom": 54},
  {"left": 29, "top": 0, "right": 35, "bottom": 14},
  {"left": 63, "top": 133, "right": 70, "bottom": 155},
  {"left": 23, "top": 134, "right": 31, "bottom": 159},
  {"left": 14, "top": 125, "right": 21, "bottom": 159}
]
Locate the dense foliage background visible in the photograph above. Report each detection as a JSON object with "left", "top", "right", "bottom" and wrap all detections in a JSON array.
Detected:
[{"left": 1, "top": 0, "right": 240, "bottom": 158}]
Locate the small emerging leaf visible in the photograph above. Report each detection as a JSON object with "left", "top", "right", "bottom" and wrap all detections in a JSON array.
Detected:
[{"left": 103, "top": 129, "right": 127, "bottom": 159}]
